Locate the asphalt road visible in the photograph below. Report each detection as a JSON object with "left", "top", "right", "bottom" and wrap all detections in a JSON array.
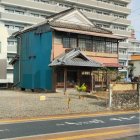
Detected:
[{"left": 0, "top": 113, "right": 139, "bottom": 139}]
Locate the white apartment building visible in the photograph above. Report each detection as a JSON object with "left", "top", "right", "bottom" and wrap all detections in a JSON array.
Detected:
[{"left": 0, "top": 0, "right": 132, "bottom": 83}]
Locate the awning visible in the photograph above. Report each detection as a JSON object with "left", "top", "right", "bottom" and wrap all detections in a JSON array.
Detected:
[
  {"left": 89, "top": 56, "right": 120, "bottom": 68},
  {"left": 52, "top": 27, "right": 126, "bottom": 40}
]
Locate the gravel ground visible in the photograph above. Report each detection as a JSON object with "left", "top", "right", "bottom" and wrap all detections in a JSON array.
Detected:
[{"left": 0, "top": 89, "right": 107, "bottom": 119}]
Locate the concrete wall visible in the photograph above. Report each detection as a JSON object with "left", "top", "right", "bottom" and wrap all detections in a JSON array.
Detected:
[
  {"left": 133, "top": 61, "right": 140, "bottom": 77},
  {"left": 112, "top": 83, "right": 137, "bottom": 91},
  {"left": 0, "top": 23, "right": 8, "bottom": 81}
]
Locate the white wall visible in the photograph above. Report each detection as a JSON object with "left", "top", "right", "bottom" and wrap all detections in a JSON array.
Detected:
[
  {"left": 133, "top": 61, "right": 140, "bottom": 77},
  {"left": 0, "top": 23, "right": 8, "bottom": 59}
]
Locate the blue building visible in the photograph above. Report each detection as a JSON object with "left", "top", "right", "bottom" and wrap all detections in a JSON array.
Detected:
[{"left": 10, "top": 8, "right": 124, "bottom": 92}]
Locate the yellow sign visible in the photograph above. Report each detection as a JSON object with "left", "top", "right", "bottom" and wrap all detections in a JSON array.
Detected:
[{"left": 40, "top": 95, "right": 46, "bottom": 101}]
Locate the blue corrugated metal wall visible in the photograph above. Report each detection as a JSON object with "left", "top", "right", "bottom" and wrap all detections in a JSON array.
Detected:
[{"left": 15, "top": 31, "right": 53, "bottom": 90}]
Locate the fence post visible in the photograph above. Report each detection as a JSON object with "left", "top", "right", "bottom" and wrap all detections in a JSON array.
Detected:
[
  {"left": 109, "top": 84, "right": 113, "bottom": 108},
  {"left": 138, "top": 82, "right": 140, "bottom": 107}
]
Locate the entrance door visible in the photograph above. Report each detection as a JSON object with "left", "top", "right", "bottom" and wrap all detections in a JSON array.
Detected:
[{"left": 80, "top": 71, "right": 91, "bottom": 92}]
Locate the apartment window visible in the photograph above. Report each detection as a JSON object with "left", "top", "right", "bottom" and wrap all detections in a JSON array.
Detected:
[
  {"left": 15, "top": 10, "right": 24, "bottom": 15},
  {"left": 5, "top": 8, "right": 14, "bottom": 13},
  {"left": 103, "top": 24, "right": 110, "bottom": 28},
  {"left": 119, "top": 61, "right": 126, "bottom": 66},
  {"left": 31, "top": 13, "right": 39, "bottom": 17},
  {"left": 119, "top": 27, "right": 125, "bottom": 30},
  {"left": 103, "top": 12, "right": 110, "bottom": 15},
  {"left": 96, "top": 23, "right": 102, "bottom": 28},
  {"left": 96, "top": 11, "right": 102, "bottom": 14},
  {"left": 84, "top": 9, "right": 92, "bottom": 12},
  {"left": 5, "top": 24, "right": 14, "bottom": 29},
  {"left": 8, "top": 41, "right": 14, "bottom": 46},
  {"left": 113, "top": 25, "right": 119, "bottom": 30},
  {"left": 40, "top": 15, "right": 46, "bottom": 18}
]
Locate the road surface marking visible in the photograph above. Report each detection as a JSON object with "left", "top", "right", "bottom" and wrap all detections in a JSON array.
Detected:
[
  {"left": 56, "top": 119, "right": 105, "bottom": 126},
  {"left": 48, "top": 128, "right": 138, "bottom": 140},
  {"left": 0, "top": 110, "right": 139, "bottom": 124},
  {"left": 0, "top": 129, "right": 9, "bottom": 132},
  {"left": 110, "top": 115, "right": 137, "bottom": 122}
]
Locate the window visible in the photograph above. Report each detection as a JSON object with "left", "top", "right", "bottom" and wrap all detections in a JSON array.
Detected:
[
  {"left": 8, "top": 41, "right": 14, "bottom": 46},
  {"left": 112, "top": 42, "right": 117, "bottom": 53},
  {"left": 78, "top": 38, "right": 86, "bottom": 51},
  {"left": 70, "top": 38, "right": 77, "bottom": 48},
  {"left": 31, "top": 13, "right": 39, "bottom": 17},
  {"left": 96, "top": 11, "right": 102, "bottom": 14},
  {"left": 106, "top": 41, "right": 112, "bottom": 53},
  {"left": 86, "top": 40, "right": 93, "bottom": 51},
  {"left": 63, "top": 37, "right": 70, "bottom": 48},
  {"left": 5, "top": 8, "right": 14, "bottom": 13},
  {"left": 5, "top": 24, "right": 14, "bottom": 29},
  {"left": 15, "top": 10, "right": 24, "bottom": 15}
]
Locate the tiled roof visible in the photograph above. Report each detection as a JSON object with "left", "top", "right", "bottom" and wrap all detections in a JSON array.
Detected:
[
  {"left": 49, "top": 49, "right": 102, "bottom": 68},
  {"left": 52, "top": 27, "right": 125, "bottom": 39},
  {"left": 49, "top": 21, "right": 111, "bottom": 34}
]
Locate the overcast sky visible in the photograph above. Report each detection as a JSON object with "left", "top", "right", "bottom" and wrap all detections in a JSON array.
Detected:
[{"left": 129, "top": 0, "right": 140, "bottom": 40}]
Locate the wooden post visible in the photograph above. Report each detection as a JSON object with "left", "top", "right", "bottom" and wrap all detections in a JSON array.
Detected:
[
  {"left": 109, "top": 83, "right": 113, "bottom": 108},
  {"left": 64, "top": 68, "right": 67, "bottom": 95},
  {"left": 52, "top": 67, "right": 57, "bottom": 92},
  {"left": 77, "top": 70, "right": 80, "bottom": 86},
  {"left": 138, "top": 82, "right": 140, "bottom": 108},
  {"left": 91, "top": 71, "right": 94, "bottom": 93}
]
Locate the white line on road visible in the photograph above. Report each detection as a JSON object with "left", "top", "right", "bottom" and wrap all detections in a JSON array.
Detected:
[{"left": 0, "top": 129, "right": 9, "bottom": 132}]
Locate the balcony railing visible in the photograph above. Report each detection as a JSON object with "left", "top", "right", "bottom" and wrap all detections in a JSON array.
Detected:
[
  {"left": 0, "top": 0, "right": 131, "bottom": 15},
  {"left": 0, "top": 12, "right": 45, "bottom": 25},
  {"left": 83, "top": 11, "right": 130, "bottom": 25},
  {"left": 0, "top": 0, "right": 66, "bottom": 13},
  {"left": 117, "top": 0, "right": 131, "bottom": 3},
  {"left": 112, "top": 29, "right": 131, "bottom": 37},
  {"left": 128, "top": 47, "right": 140, "bottom": 53},
  {"left": 7, "top": 45, "right": 17, "bottom": 53},
  {"left": 119, "top": 53, "right": 131, "bottom": 60},
  {"left": 66, "top": 0, "right": 131, "bottom": 14},
  {"left": 119, "top": 42, "right": 129, "bottom": 48}
]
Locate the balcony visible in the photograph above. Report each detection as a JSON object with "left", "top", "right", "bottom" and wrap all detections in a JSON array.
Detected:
[
  {"left": 7, "top": 45, "right": 17, "bottom": 53},
  {"left": 83, "top": 11, "right": 131, "bottom": 25},
  {"left": 119, "top": 42, "right": 129, "bottom": 48},
  {"left": 0, "top": 0, "right": 131, "bottom": 15},
  {"left": 66, "top": 0, "right": 131, "bottom": 14},
  {"left": 114, "top": 0, "right": 131, "bottom": 4},
  {"left": 128, "top": 47, "right": 140, "bottom": 53},
  {"left": 119, "top": 53, "right": 131, "bottom": 60},
  {"left": 119, "top": 53, "right": 127, "bottom": 60},
  {"left": 112, "top": 29, "right": 131, "bottom": 37},
  {"left": 0, "top": 0, "right": 66, "bottom": 13},
  {"left": 7, "top": 64, "right": 13, "bottom": 70},
  {"left": 0, "top": 12, "right": 46, "bottom": 25}
]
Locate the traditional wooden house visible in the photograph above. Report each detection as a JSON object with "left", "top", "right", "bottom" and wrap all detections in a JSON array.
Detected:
[{"left": 10, "top": 8, "right": 124, "bottom": 92}]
